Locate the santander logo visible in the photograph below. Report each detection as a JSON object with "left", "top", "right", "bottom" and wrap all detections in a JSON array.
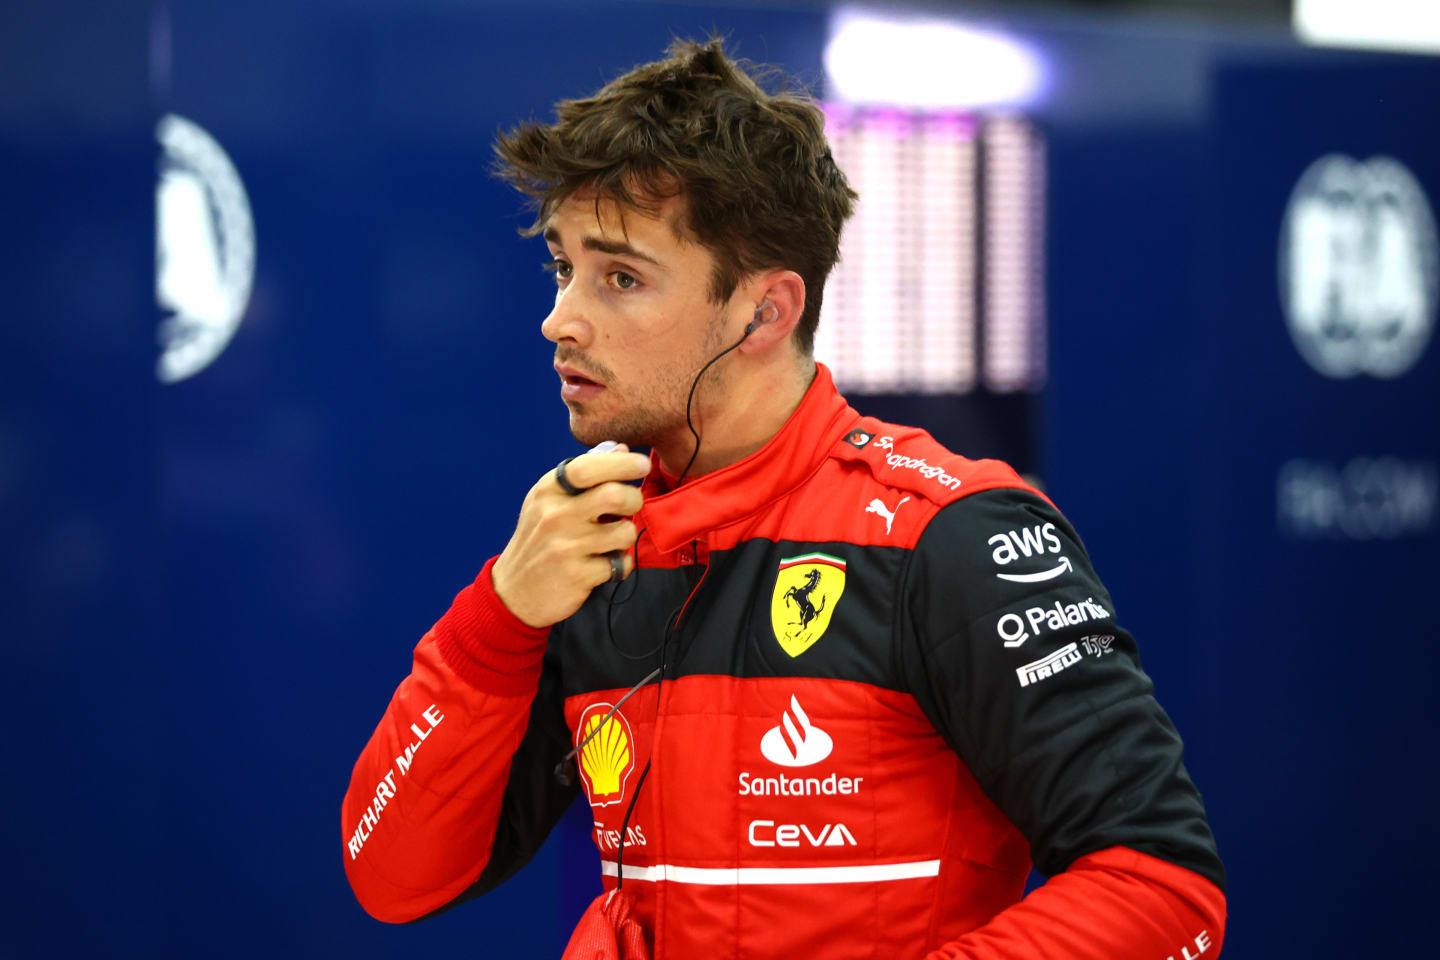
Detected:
[{"left": 760, "top": 696, "right": 834, "bottom": 767}]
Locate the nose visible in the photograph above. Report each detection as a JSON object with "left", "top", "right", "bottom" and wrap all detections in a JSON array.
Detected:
[{"left": 541, "top": 286, "right": 593, "bottom": 347}]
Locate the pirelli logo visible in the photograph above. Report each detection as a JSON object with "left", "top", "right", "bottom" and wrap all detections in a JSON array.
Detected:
[{"left": 1017, "top": 642, "right": 1082, "bottom": 688}]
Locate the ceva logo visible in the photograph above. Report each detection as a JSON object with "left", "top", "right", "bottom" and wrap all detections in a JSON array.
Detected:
[{"left": 760, "top": 696, "right": 833, "bottom": 767}]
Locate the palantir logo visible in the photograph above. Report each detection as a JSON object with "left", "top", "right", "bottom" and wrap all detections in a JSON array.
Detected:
[
  {"left": 1279, "top": 154, "right": 1437, "bottom": 379},
  {"left": 760, "top": 695, "right": 833, "bottom": 767},
  {"left": 156, "top": 114, "right": 255, "bottom": 384}
]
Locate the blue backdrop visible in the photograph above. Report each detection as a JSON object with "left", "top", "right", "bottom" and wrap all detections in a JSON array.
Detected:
[{"left": 3, "top": 2, "right": 1437, "bottom": 956}]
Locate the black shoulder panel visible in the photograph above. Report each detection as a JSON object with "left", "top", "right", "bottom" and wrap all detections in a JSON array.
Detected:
[
  {"left": 558, "top": 540, "right": 911, "bottom": 694},
  {"left": 896, "top": 488, "right": 1226, "bottom": 890},
  {"left": 690, "top": 539, "right": 908, "bottom": 688}
]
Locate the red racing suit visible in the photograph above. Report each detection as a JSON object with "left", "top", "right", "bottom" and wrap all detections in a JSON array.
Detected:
[{"left": 342, "top": 364, "right": 1226, "bottom": 958}]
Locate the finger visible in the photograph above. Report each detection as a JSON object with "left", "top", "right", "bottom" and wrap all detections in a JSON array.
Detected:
[
  {"left": 561, "top": 449, "right": 652, "bottom": 490},
  {"left": 578, "top": 481, "right": 644, "bottom": 520},
  {"left": 586, "top": 550, "right": 632, "bottom": 588},
  {"left": 584, "top": 519, "right": 639, "bottom": 554}
]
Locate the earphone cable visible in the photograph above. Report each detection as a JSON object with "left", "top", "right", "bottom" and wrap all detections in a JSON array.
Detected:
[{"left": 675, "top": 325, "right": 753, "bottom": 486}]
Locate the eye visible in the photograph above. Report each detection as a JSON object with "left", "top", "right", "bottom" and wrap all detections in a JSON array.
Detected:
[
  {"left": 613, "top": 271, "right": 638, "bottom": 290},
  {"left": 542, "top": 258, "right": 572, "bottom": 281}
]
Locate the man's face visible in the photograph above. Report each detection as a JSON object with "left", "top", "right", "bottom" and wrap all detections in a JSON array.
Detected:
[{"left": 540, "top": 190, "right": 740, "bottom": 449}]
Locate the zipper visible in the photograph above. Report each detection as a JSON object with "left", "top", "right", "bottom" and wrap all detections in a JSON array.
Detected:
[{"left": 651, "top": 539, "right": 707, "bottom": 959}]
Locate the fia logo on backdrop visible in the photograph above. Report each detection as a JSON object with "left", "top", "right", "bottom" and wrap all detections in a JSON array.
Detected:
[
  {"left": 1279, "top": 155, "right": 1437, "bottom": 379},
  {"left": 155, "top": 114, "right": 255, "bottom": 384}
]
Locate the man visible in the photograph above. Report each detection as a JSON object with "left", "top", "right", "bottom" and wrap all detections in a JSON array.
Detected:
[{"left": 342, "top": 39, "right": 1226, "bottom": 959}]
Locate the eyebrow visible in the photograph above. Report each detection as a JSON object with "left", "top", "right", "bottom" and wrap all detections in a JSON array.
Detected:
[{"left": 543, "top": 226, "right": 663, "bottom": 267}]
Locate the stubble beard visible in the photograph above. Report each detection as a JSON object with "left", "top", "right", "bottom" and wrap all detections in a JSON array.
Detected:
[
  {"left": 565, "top": 313, "right": 731, "bottom": 450},
  {"left": 566, "top": 387, "right": 685, "bottom": 449}
]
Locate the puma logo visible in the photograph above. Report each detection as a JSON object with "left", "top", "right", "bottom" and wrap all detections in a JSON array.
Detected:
[{"left": 864, "top": 496, "right": 910, "bottom": 535}]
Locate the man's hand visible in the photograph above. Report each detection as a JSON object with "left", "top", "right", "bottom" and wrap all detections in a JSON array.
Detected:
[{"left": 491, "top": 444, "right": 651, "bottom": 629}]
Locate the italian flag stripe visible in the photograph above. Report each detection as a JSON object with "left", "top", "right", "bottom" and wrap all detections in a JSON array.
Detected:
[{"left": 778, "top": 552, "right": 846, "bottom": 570}]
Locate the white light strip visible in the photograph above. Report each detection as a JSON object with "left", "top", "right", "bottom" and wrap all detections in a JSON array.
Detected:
[
  {"left": 917, "top": 115, "right": 976, "bottom": 393},
  {"left": 819, "top": 108, "right": 1044, "bottom": 395},
  {"left": 1295, "top": 0, "right": 1440, "bottom": 55},
  {"left": 819, "top": 109, "right": 979, "bottom": 394},
  {"left": 854, "top": 112, "right": 905, "bottom": 392},
  {"left": 600, "top": 858, "right": 941, "bottom": 886},
  {"left": 983, "top": 115, "right": 1046, "bottom": 393},
  {"left": 817, "top": 105, "right": 858, "bottom": 387},
  {"left": 825, "top": 11, "right": 1046, "bottom": 108}
]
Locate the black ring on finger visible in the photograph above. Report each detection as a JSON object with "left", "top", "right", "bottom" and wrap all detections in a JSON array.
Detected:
[
  {"left": 607, "top": 551, "right": 625, "bottom": 584},
  {"left": 555, "top": 457, "right": 584, "bottom": 496}
]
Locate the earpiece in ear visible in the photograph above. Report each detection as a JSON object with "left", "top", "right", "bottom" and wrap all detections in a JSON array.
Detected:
[{"left": 745, "top": 299, "right": 777, "bottom": 335}]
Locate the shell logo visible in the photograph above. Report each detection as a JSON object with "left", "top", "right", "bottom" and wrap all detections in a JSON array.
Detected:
[{"left": 576, "top": 702, "right": 636, "bottom": 808}]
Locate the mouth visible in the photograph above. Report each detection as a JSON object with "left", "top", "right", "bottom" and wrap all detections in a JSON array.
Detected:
[
  {"left": 555, "top": 363, "right": 607, "bottom": 401},
  {"left": 558, "top": 368, "right": 601, "bottom": 387}
]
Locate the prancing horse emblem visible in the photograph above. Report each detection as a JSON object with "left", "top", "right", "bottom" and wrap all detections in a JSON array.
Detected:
[
  {"left": 770, "top": 553, "right": 847, "bottom": 658},
  {"left": 785, "top": 569, "right": 827, "bottom": 630}
]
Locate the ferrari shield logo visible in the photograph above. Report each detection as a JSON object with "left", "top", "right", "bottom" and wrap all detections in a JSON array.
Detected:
[{"left": 770, "top": 553, "right": 847, "bottom": 658}]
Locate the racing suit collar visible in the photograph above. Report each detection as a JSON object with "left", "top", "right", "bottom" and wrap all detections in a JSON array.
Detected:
[{"left": 639, "top": 362, "right": 858, "bottom": 554}]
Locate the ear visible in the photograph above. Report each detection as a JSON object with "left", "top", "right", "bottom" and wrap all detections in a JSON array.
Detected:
[{"left": 738, "top": 270, "right": 806, "bottom": 354}]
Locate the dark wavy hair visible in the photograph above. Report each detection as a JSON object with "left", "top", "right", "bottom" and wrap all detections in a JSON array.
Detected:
[{"left": 492, "top": 37, "right": 857, "bottom": 355}]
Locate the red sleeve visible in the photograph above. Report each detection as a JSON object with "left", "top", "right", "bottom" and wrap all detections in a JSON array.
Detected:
[
  {"left": 341, "top": 556, "right": 550, "bottom": 923},
  {"left": 924, "top": 847, "right": 1226, "bottom": 960}
]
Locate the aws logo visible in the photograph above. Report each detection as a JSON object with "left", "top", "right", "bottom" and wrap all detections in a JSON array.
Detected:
[
  {"left": 771, "top": 553, "right": 847, "bottom": 658},
  {"left": 575, "top": 702, "right": 636, "bottom": 808},
  {"left": 988, "top": 523, "right": 1072, "bottom": 583}
]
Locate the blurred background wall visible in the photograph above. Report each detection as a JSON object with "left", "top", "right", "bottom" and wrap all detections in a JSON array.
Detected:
[{"left": 3, "top": 0, "right": 1437, "bottom": 956}]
